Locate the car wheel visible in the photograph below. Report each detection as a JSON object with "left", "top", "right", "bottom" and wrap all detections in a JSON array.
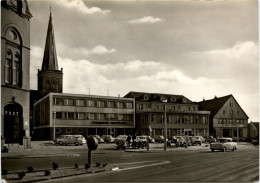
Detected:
[
  {"left": 59, "top": 141, "right": 63, "bottom": 145},
  {"left": 211, "top": 149, "right": 214, "bottom": 152},
  {"left": 232, "top": 147, "right": 236, "bottom": 151},
  {"left": 75, "top": 142, "right": 79, "bottom": 146}
]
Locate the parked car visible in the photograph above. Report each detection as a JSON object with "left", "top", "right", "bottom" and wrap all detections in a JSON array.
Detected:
[
  {"left": 252, "top": 139, "right": 259, "bottom": 145},
  {"left": 136, "top": 136, "right": 148, "bottom": 143},
  {"left": 204, "top": 136, "right": 216, "bottom": 143},
  {"left": 89, "top": 135, "right": 104, "bottom": 143},
  {"left": 54, "top": 135, "right": 86, "bottom": 146},
  {"left": 101, "top": 135, "right": 115, "bottom": 143},
  {"left": 181, "top": 136, "right": 191, "bottom": 146},
  {"left": 194, "top": 136, "right": 205, "bottom": 143},
  {"left": 153, "top": 135, "right": 164, "bottom": 143},
  {"left": 115, "top": 135, "right": 128, "bottom": 144},
  {"left": 189, "top": 136, "right": 202, "bottom": 146},
  {"left": 210, "top": 137, "right": 237, "bottom": 152},
  {"left": 175, "top": 136, "right": 187, "bottom": 147}
]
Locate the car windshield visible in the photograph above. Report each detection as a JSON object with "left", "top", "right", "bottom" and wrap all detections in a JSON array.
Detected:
[{"left": 218, "top": 139, "right": 231, "bottom": 143}]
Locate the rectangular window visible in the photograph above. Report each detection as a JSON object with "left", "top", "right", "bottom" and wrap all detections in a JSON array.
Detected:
[
  {"left": 78, "top": 99, "right": 85, "bottom": 106},
  {"left": 77, "top": 128, "right": 83, "bottom": 133},
  {"left": 172, "top": 106, "right": 176, "bottom": 110},
  {"left": 125, "top": 102, "right": 133, "bottom": 109},
  {"left": 99, "top": 113, "right": 105, "bottom": 120},
  {"left": 88, "top": 100, "right": 96, "bottom": 107},
  {"left": 55, "top": 128, "right": 61, "bottom": 133},
  {"left": 68, "top": 112, "right": 74, "bottom": 119},
  {"left": 107, "top": 101, "right": 115, "bottom": 108},
  {"left": 151, "top": 114, "right": 155, "bottom": 123},
  {"left": 117, "top": 102, "right": 124, "bottom": 108},
  {"left": 56, "top": 112, "right": 62, "bottom": 119},
  {"left": 117, "top": 114, "right": 124, "bottom": 120},
  {"left": 87, "top": 113, "right": 95, "bottom": 120},
  {"left": 139, "top": 104, "right": 143, "bottom": 110},
  {"left": 223, "top": 110, "right": 226, "bottom": 115},
  {"left": 55, "top": 98, "right": 63, "bottom": 105},
  {"left": 193, "top": 107, "right": 196, "bottom": 111},
  {"left": 78, "top": 113, "right": 85, "bottom": 120},
  {"left": 187, "top": 107, "right": 190, "bottom": 111},
  {"left": 66, "top": 128, "right": 72, "bottom": 133},
  {"left": 98, "top": 101, "right": 105, "bottom": 108},
  {"left": 106, "top": 113, "right": 115, "bottom": 120},
  {"left": 124, "top": 114, "right": 133, "bottom": 121},
  {"left": 64, "top": 99, "right": 74, "bottom": 106}
]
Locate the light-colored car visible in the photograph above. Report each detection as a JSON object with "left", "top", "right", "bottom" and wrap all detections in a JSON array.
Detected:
[
  {"left": 89, "top": 135, "right": 104, "bottom": 143},
  {"left": 54, "top": 135, "right": 86, "bottom": 146},
  {"left": 115, "top": 135, "right": 128, "bottom": 144},
  {"left": 136, "top": 136, "right": 148, "bottom": 143},
  {"left": 210, "top": 137, "right": 237, "bottom": 152},
  {"left": 194, "top": 136, "right": 205, "bottom": 143},
  {"left": 101, "top": 135, "right": 115, "bottom": 143}
]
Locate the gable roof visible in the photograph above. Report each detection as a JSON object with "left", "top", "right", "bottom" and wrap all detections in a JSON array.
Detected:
[
  {"left": 124, "top": 91, "right": 194, "bottom": 104},
  {"left": 197, "top": 94, "right": 249, "bottom": 118},
  {"left": 197, "top": 95, "right": 232, "bottom": 117}
]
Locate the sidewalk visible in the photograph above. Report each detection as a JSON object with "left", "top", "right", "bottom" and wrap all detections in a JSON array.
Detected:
[{"left": 2, "top": 141, "right": 84, "bottom": 159}]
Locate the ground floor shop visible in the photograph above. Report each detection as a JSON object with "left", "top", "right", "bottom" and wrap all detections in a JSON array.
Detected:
[
  {"left": 214, "top": 127, "right": 248, "bottom": 141},
  {"left": 139, "top": 128, "right": 208, "bottom": 137}
]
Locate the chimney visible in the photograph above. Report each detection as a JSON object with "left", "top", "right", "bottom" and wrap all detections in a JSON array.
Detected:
[{"left": 214, "top": 95, "right": 217, "bottom": 99}]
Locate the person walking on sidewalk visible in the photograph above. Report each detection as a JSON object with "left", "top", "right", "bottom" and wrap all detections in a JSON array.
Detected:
[{"left": 146, "top": 135, "right": 150, "bottom": 151}]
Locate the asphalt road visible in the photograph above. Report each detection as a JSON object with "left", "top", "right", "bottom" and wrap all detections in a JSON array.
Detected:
[{"left": 2, "top": 143, "right": 259, "bottom": 182}]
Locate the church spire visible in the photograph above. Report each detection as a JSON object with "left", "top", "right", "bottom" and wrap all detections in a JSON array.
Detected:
[{"left": 41, "top": 9, "right": 58, "bottom": 71}]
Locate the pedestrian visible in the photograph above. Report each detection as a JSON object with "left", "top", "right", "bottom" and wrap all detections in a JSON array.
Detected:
[
  {"left": 146, "top": 135, "right": 149, "bottom": 151},
  {"left": 127, "top": 134, "right": 131, "bottom": 147}
]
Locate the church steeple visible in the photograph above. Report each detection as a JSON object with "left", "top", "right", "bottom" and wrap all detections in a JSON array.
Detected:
[
  {"left": 41, "top": 9, "right": 58, "bottom": 71},
  {"left": 38, "top": 9, "right": 63, "bottom": 97}
]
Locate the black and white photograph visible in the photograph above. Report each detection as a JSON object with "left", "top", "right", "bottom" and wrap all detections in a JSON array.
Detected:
[{"left": 1, "top": 0, "right": 259, "bottom": 182}]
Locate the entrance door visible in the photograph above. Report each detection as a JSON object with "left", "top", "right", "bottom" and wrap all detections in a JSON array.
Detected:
[
  {"left": 223, "top": 129, "right": 231, "bottom": 137},
  {"left": 4, "top": 103, "right": 23, "bottom": 144}
]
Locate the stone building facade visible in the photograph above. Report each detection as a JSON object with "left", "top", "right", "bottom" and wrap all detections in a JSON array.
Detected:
[
  {"left": 124, "top": 92, "right": 211, "bottom": 137},
  {"left": 1, "top": 0, "right": 32, "bottom": 148}
]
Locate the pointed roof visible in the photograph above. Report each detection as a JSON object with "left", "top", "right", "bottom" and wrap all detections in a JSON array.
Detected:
[
  {"left": 196, "top": 94, "right": 249, "bottom": 118},
  {"left": 41, "top": 10, "right": 58, "bottom": 71}
]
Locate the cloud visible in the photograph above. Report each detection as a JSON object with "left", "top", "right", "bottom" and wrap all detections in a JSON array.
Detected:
[
  {"left": 190, "top": 41, "right": 258, "bottom": 63},
  {"left": 90, "top": 46, "right": 116, "bottom": 55},
  {"left": 55, "top": 0, "right": 110, "bottom": 15},
  {"left": 128, "top": 16, "right": 164, "bottom": 24},
  {"left": 57, "top": 45, "right": 116, "bottom": 60}
]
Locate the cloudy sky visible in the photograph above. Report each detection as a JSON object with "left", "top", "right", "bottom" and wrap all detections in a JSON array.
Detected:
[{"left": 29, "top": 0, "right": 258, "bottom": 121}]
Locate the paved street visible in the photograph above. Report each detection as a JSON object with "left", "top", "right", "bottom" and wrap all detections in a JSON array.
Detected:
[{"left": 2, "top": 142, "right": 259, "bottom": 182}]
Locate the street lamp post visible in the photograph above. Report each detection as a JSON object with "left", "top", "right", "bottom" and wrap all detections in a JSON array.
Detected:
[
  {"left": 53, "top": 112, "right": 56, "bottom": 141},
  {"left": 162, "top": 99, "right": 167, "bottom": 151},
  {"left": 236, "top": 120, "right": 239, "bottom": 142}
]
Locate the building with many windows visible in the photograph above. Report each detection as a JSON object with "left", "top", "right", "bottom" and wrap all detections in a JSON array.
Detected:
[
  {"left": 198, "top": 95, "right": 248, "bottom": 140},
  {"left": 33, "top": 93, "right": 135, "bottom": 140},
  {"left": 1, "top": 0, "right": 32, "bottom": 148},
  {"left": 124, "top": 92, "right": 211, "bottom": 137}
]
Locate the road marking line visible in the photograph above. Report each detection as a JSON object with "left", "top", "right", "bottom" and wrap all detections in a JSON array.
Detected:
[
  {"left": 113, "top": 161, "right": 171, "bottom": 171},
  {"left": 112, "top": 160, "right": 155, "bottom": 165}
]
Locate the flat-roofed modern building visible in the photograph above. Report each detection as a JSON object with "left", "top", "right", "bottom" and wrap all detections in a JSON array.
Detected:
[
  {"left": 33, "top": 93, "right": 135, "bottom": 140},
  {"left": 124, "top": 92, "right": 211, "bottom": 137}
]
